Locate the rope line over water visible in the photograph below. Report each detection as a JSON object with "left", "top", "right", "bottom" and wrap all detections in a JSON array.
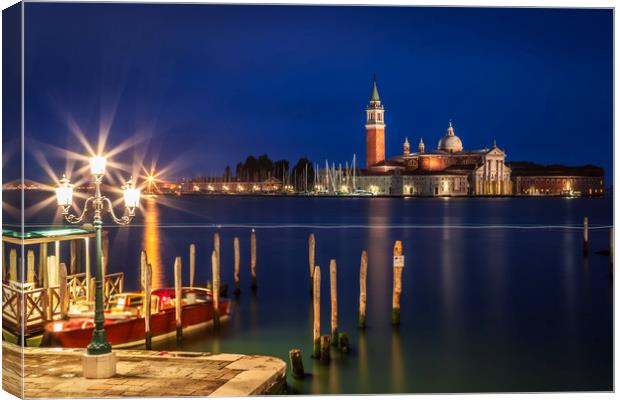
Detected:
[{"left": 15, "top": 223, "right": 614, "bottom": 230}]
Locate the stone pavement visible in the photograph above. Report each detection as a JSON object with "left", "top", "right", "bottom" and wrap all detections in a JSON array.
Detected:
[{"left": 2, "top": 342, "right": 286, "bottom": 398}]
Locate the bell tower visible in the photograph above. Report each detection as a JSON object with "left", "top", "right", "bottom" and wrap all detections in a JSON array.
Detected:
[{"left": 365, "top": 77, "right": 385, "bottom": 168}]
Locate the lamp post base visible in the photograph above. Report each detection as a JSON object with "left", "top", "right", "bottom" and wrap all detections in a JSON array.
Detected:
[{"left": 83, "top": 352, "right": 116, "bottom": 379}]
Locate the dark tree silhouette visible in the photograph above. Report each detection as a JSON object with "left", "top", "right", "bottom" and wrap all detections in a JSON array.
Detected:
[{"left": 291, "top": 158, "right": 314, "bottom": 192}]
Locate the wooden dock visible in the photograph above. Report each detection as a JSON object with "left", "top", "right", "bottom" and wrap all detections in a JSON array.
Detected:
[{"left": 2, "top": 342, "right": 287, "bottom": 397}]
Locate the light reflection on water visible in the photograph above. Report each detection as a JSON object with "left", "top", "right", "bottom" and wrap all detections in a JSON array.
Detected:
[
  {"left": 366, "top": 199, "right": 391, "bottom": 328},
  {"left": 142, "top": 196, "right": 165, "bottom": 288},
  {"left": 391, "top": 329, "right": 404, "bottom": 392}
]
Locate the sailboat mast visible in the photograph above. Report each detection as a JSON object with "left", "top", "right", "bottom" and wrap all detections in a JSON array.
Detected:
[{"left": 353, "top": 153, "right": 357, "bottom": 189}]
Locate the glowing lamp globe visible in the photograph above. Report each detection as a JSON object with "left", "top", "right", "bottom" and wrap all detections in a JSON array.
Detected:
[
  {"left": 55, "top": 175, "right": 73, "bottom": 207},
  {"left": 122, "top": 179, "right": 141, "bottom": 209},
  {"left": 89, "top": 156, "right": 107, "bottom": 175}
]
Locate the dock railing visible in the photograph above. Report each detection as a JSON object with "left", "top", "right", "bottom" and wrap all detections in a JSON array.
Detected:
[
  {"left": 67, "top": 272, "right": 88, "bottom": 302},
  {"left": 2, "top": 284, "right": 48, "bottom": 335},
  {"left": 103, "top": 272, "right": 124, "bottom": 303},
  {"left": 2, "top": 272, "right": 124, "bottom": 336}
]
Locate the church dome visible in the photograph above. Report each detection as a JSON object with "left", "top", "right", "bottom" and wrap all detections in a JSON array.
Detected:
[{"left": 437, "top": 121, "right": 463, "bottom": 153}]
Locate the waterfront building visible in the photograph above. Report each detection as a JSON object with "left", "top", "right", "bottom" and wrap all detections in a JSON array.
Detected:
[
  {"left": 181, "top": 177, "right": 283, "bottom": 194},
  {"left": 357, "top": 78, "right": 512, "bottom": 196},
  {"left": 509, "top": 162, "right": 604, "bottom": 196}
]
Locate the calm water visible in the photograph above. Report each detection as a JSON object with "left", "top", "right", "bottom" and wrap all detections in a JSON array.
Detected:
[{"left": 13, "top": 193, "right": 615, "bottom": 393}]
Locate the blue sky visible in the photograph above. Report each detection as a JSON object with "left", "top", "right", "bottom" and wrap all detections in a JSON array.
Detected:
[{"left": 19, "top": 4, "right": 613, "bottom": 181}]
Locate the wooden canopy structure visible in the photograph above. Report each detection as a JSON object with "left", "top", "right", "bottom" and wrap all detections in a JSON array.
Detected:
[{"left": 2, "top": 227, "right": 123, "bottom": 343}]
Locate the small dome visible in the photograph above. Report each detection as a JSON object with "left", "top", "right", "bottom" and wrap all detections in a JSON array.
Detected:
[{"left": 437, "top": 121, "right": 463, "bottom": 153}]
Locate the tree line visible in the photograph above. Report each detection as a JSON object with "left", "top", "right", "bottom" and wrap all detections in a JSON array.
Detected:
[{"left": 191, "top": 154, "right": 316, "bottom": 191}]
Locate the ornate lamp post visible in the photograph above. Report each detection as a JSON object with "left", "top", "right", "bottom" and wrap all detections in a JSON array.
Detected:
[{"left": 56, "top": 155, "right": 140, "bottom": 378}]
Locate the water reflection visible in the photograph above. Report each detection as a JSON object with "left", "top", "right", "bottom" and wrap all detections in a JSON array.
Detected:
[
  {"left": 391, "top": 328, "right": 404, "bottom": 392},
  {"left": 366, "top": 199, "right": 391, "bottom": 327},
  {"left": 440, "top": 206, "right": 465, "bottom": 329},
  {"left": 56, "top": 194, "right": 610, "bottom": 393},
  {"left": 357, "top": 332, "right": 368, "bottom": 393},
  {"left": 142, "top": 197, "right": 164, "bottom": 288},
  {"left": 328, "top": 351, "right": 340, "bottom": 394},
  {"left": 562, "top": 229, "right": 577, "bottom": 332},
  {"left": 311, "top": 359, "right": 322, "bottom": 394}
]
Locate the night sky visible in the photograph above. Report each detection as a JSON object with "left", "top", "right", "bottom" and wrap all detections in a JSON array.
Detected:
[{"left": 18, "top": 4, "right": 613, "bottom": 181}]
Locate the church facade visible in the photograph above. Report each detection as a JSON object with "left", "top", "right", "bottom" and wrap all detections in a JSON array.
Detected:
[{"left": 357, "top": 78, "right": 512, "bottom": 196}]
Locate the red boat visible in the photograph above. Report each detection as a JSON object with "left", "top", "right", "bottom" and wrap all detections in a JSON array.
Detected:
[{"left": 43, "top": 288, "right": 231, "bottom": 348}]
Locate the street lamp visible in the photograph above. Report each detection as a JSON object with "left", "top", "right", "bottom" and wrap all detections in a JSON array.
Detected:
[{"left": 56, "top": 155, "right": 140, "bottom": 378}]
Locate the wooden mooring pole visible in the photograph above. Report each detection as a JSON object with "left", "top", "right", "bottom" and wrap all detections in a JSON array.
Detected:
[
  {"left": 251, "top": 229, "right": 257, "bottom": 289},
  {"left": 140, "top": 250, "right": 147, "bottom": 292},
  {"left": 190, "top": 243, "right": 196, "bottom": 288},
  {"left": 59, "top": 263, "right": 68, "bottom": 319},
  {"left": 359, "top": 250, "right": 368, "bottom": 329},
  {"left": 308, "top": 233, "right": 315, "bottom": 293},
  {"left": 320, "top": 335, "right": 331, "bottom": 362},
  {"left": 583, "top": 217, "right": 589, "bottom": 256},
  {"left": 330, "top": 259, "right": 338, "bottom": 345},
  {"left": 392, "top": 240, "right": 404, "bottom": 326},
  {"left": 338, "top": 332, "right": 349, "bottom": 353},
  {"left": 289, "top": 349, "right": 304, "bottom": 378},
  {"left": 234, "top": 237, "right": 240, "bottom": 295},
  {"left": 145, "top": 262, "right": 153, "bottom": 349},
  {"left": 312, "top": 265, "right": 321, "bottom": 358},
  {"left": 212, "top": 250, "right": 220, "bottom": 327},
  {"left": 214, "top": 231, "right": 220, "bottom": 265},
  {"left": 174, "top": 256, "right": 183, "bottom": 341}
]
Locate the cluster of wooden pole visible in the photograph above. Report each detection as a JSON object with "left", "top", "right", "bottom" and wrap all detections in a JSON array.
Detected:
[
  {"left": 305, "top": 234, "right": 406, "bottom": 371},
  {"left": 308, "top": 234, "right": 353, "bottom": 366},
  {"left": 144, "top": 228, "right": 256, "bottom": 345}
]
